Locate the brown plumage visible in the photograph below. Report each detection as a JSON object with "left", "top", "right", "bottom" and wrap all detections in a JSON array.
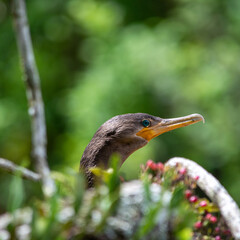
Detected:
[{"left": 80, "top": 113, "right": 204, "bottom": 187}]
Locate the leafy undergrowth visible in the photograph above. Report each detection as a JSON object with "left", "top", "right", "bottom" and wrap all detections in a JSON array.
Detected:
[
  {"left": 143, "top": 160, "right": 233, "bottom": 240},
  {"left": 0, "top": 158, "right": 233, "bottom": 240}
]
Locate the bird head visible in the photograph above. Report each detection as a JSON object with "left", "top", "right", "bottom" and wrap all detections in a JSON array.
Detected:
[
  {"left": 100, "top": 112, "right": 204, "bottom": 143},
  {"left": 80, "top": 113, "right": 204, "bottom": 184}
]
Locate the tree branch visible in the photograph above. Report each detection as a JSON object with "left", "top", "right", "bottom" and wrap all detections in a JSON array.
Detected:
[
  {"left": 11, "top": 0, "right": 56, "bottom": 196},
  {"left": 0, "top": 158, "right": 41, "bottom": 182},
  {"left": 166, "top": 157, "right": 240, "bottom": 240}
]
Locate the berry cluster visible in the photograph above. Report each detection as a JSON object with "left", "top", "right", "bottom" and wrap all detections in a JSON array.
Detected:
[
  {"left": 184, "top": 183, "right": 232, "bottom": 239},
  {"left": 143, "top": 160, "right": 233, "bottom": 240},
  {"left": 146, "top": 159, "right": 164, "bottom": 171},
  {"left": 192, "top": 210, "right": 233, "bottom": 240}
]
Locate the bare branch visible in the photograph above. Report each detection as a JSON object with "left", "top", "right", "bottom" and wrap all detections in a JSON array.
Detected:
[
  {"left": 0, "top": 158, "right": 41, "bottom": 182},
  {"left": 11, "top": 0, "right": 56, "bottom": 196},
  {"left": 166, "top": 157, "right": 240, "bottom": 240}
]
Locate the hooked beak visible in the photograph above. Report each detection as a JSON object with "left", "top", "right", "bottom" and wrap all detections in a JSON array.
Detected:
[{"left": 136, "top": 113, "right": 205, "bottom": 141}]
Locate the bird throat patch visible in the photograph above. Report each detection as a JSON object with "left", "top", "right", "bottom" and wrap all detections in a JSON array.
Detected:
[{"left": 136, "top": 128, "right": 157, "bottom": 141}]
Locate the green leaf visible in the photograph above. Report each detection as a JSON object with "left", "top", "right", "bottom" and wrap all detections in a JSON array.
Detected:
[
  {"left": 177, "top": 228, "right": 192, "bottom": 240},
  {"left": 107, "top": 154, "right": 121, "bottom": 192},
  {"left": 170, "top": 184, "right": 185, "bottom": 208},
  {"left": 133, "top": 201, "right": 162, "bottom": 240},
  {"left": 7, "top": 175, "right": 25, "bottom": 212},
  {"left": 90, "top": 167, "right": 113, "bottom": 182},
  {"left": 74, "top": 173, "right": 85, "bottom": 213}
]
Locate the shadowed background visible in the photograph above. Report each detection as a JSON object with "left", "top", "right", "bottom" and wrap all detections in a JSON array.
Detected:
[{"left": 1, "top": 0, "right": 240, "bottom": 207}]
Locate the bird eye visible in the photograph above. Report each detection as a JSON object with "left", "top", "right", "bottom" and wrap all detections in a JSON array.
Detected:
[{"left": 142, "top": 119, "right": 150, "bottom": 128}]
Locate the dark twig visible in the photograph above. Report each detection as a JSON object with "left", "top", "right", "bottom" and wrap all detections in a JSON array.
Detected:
[
  {"left": 0, "top": 158, "right": 41, "bottom": 182},
  {"left": 166, "top": 157, "right": 240, "bottom": 240},
  {"left": 11, "top": 0, "right": 56, "bottom": 196}
]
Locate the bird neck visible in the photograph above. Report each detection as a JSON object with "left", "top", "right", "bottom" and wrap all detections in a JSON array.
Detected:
[{"left": 80, "top": 135, "right": 147, "bottom": 187}]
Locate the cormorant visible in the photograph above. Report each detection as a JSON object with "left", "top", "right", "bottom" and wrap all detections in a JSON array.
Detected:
[{"left": 80, "top": 113, "right": 204, "bottom": 187}]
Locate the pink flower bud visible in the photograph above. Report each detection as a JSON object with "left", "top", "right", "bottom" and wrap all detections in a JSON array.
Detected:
[
  {"left": 185, "top": 189, "right": 192, "bottom": 199},
  {"left": 199, "top": 200, "right": 207, "bottom": 207},
  {"left": 189, "top": 195, "right": 198, "bottom": 203},
  {"left": 210, "top": 216, "right": 217, "bottom": 223},
  {"left": 146, "top": 160, "right": 157, "bottom": 170},
  {"left": 156, "top": 162, "right": 164, "bottom": 171},
  {"left": 205, "top": 213, "right": 212, "bottom": 220},
  {"left": 194, "top": 176, "right": 200, "bottom": 181},
  {"left": 146, "top": 160, "right": 154, "bottom": 167},
  {"left": 179, "top": 167, "right": 187, "bottom": 175},
  {"left": 194, "top": 221, "right": 202, "bottom": 229}
]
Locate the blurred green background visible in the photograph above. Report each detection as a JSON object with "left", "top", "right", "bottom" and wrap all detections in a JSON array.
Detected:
[{"left": 1, "top": 0, "right": 240, "bottom": 207}]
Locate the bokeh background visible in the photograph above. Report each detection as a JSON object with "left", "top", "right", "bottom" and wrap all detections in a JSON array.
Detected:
[{"left": 1, "top": 0, "right": 240, "bottom": 206}]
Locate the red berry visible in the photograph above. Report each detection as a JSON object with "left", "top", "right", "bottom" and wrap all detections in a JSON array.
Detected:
[
  {"left": 215, "top": 236, "right": 221, "bottom": 240},
  {"left": 210, "top": 216, "right": 217, "bottom": 223},
  {"left": 199, "top": 200, "right": 207, "bottom": 207},
  {"left": 185, "top": 189, "right": 192, "bottom": 199},
  {"left": 179, "top": 167, "right": 187, "bottom": 175},
  {"left": 205, "top": 213, "right": 212, "bottom": 220},
  {"left": 194, "top": 221, "right": 202, "bottom": 229},
  {"left": 156, "top": 162, "right": 164, "bottom": 171},
  {"left": 189, "top": 195, "right": 198, "bottom": 203}
]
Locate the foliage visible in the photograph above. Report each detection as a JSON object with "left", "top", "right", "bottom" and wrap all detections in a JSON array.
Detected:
[
  {"left": 0, "top": 160, "right": 233, "bottom": 240},
  {"left": 144, "top": 161, "right": 233, "bottom": 240},
  {"left": 1, "top": 0, "right": 240, "bottom": 224}
]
